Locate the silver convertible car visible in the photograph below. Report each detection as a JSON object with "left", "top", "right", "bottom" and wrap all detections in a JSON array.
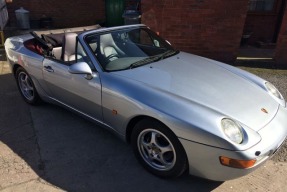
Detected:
[{"left": 5, "top": 24, "right": 287, "bottom": 181}]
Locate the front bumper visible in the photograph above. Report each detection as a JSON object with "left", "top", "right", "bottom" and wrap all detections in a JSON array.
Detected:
[{"left": 180, "top": 104, "right": 287, "bottom": 181}]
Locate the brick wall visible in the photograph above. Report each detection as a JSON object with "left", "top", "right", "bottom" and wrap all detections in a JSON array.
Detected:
[
  {"left": 275, "top": 5, "right": 287, "bottom": 68},
  {"left": 141, "top": 0, "right": 249, "bottom": 63},
  {"left": 6, "top": 0, "right": 105, "bottom": 28}
]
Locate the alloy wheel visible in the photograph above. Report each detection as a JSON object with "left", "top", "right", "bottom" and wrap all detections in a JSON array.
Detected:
[
  {"left": 18, "top": 71, "right": 35, "bottom": 101},
  {"left": 137, "top": 128, "right": 176, "bottom": 171}
]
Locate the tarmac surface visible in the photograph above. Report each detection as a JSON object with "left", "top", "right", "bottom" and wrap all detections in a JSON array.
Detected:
[{"left": 1, "top": 57, "right": 287, "bottom": 191}]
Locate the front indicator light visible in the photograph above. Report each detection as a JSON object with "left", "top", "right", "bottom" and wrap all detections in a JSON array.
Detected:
[{"left": 219, "top": 156, "right": 256, "bottom": 169}]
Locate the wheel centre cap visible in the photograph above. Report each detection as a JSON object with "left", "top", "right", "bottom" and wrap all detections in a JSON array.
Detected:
[{"left": 151, "top": 147, "right": 160, "bottom": 155}]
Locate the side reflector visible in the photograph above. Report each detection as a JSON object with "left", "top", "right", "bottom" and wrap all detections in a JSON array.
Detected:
[
  {"left": 112, "top": 109, "right": 118, "bottom": 115},
  {"left": 219, "top": 156, "right": 256, "bottom": 169}
]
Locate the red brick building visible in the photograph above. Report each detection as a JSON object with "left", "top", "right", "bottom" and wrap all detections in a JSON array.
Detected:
[
  {"left": 141, "top": 0, "right": 249, "bottom": 63},
  {"left": 6, "top": 0, "right": 105, "bottom": 28},
  {"left": 5, "top": 0, "right": 287, "bottom": 67}
]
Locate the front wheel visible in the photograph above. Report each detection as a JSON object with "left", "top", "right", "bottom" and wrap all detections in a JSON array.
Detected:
[
  {"left": 16, "top": 67, "right": 41, "bottom": 105},
  {"left": 131, "top": 119, "right": 188, "bottom": 178}
]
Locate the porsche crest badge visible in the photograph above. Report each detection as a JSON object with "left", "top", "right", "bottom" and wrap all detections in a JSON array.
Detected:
[{"left": 261, "top": 108, "right": 268, "bottom": 114}]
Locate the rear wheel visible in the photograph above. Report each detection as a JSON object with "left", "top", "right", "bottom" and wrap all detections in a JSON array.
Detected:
[
  {"left": 131, "top": 119, "right": 188, "bottom": 178},
  {"left": 16, "top": 67, "right": 41, "bottom": 105}
]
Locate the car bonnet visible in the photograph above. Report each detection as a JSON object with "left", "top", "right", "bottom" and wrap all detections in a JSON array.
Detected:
[{"left": 113, "top": 52, "right": 279, "bottom": 132}]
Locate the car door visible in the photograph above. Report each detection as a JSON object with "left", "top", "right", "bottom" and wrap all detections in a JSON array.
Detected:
[{"left": 42, "top": 39, "right": 103, "bottom": 121}]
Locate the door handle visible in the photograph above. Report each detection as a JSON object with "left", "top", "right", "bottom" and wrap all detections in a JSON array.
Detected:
[{"left": 44, "top": 65, "right": 54, "bottom": 72}]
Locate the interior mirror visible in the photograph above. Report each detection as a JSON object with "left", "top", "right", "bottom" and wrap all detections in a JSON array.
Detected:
[{"left": 68, "top": 62, "right": 94, "bottom": 80}]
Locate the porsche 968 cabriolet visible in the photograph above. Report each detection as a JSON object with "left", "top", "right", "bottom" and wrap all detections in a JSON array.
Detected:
[{"left": 5, "top": 24, "right": 287, "bottom": 181}]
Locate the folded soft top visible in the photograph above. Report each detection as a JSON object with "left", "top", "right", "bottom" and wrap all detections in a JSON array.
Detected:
[
  {"left": 31, "top": 24, "right": 101, "bottom": 48},
  {"left": 33, "top": 24, "right": 101, "bottom": 36}
]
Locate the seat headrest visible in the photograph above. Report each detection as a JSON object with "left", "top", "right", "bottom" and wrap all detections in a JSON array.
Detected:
[
  {"left": 100, "top": 34, "right": 116, "bottom": 48},
  {"left": 61, "top": 33, "right": 78, "bottom": 61}
]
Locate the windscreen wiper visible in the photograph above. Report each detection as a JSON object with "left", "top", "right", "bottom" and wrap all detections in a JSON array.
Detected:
[
  {"left": 128, "top": 55, "right": 160, "bottom": 69},
  {"left": 159, "top": 50, "right": 179, "bottom": 60},
  {"left": 128, "top": 50, "right": 179, "bottom": 69}
]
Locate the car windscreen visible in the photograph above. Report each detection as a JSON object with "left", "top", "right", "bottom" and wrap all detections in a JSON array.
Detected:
[{"left": 85, "top": 27, "right": 178, "bottom": 72}]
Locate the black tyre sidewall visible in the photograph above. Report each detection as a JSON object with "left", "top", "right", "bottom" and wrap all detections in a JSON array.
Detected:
[{"left": 131, "top": 119, "right": 188, "bottom": 178}]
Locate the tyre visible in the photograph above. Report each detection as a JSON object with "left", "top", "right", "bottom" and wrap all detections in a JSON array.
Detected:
[
  {"left": 131, "top": 119, "right": 188, "bottom": 178},
  {"left": 16, "top": 67, "right": 41, "bottom": 105}
]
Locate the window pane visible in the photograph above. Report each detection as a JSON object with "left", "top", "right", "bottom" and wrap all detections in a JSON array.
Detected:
[
  {"left": 249, "top": 0, "right": 275, "bottom": 11},
  {"left": 265, "top": 0, "right": 275, "bottom": 10}
]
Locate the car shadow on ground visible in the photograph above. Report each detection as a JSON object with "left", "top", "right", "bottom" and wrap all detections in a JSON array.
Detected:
[{"left": 0, "top": 73, "right": 223, "bottom": 192}]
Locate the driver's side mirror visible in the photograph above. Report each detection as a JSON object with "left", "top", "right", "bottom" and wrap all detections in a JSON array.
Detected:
[{"left": 68, "top": 62, "right": 94, "bottom": 80}]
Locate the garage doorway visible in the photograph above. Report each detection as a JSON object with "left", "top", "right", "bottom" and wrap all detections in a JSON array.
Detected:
[{"left": 237, "top": 0, "right": 286, "bottom": 64}]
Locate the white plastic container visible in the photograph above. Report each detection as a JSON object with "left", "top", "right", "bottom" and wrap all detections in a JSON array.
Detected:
[{"left": 15, "top": 7, "right": 30, "bottom": 29}]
